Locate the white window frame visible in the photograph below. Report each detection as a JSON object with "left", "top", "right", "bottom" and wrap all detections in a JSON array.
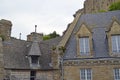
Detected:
[
  {"left": 80, "top": 69, "right": 92, "bottom": 80},
  {"left": 114, "top": 68, "right": 120, "bottom": 80},
  {"left": 112, "top": 35, "right": 120, "bottom": 53},
  {"left": 79, "top": 37, "right": 90, "bottom": 55}
]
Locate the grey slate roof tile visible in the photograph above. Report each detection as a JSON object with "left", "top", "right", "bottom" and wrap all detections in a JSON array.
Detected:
[{"left": 28, "top": 41, "right": 41, "bottom": 56}]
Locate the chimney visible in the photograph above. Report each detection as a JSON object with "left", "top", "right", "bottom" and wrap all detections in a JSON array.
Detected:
[
  {"left": 27, "top": 25, "right": 43, "bottom": 42},
  {"left": 0, "top": 19, "right": 12, "bottom": 40},
  {"left": 27, "top": 32, "right": 43, "bottom": 42}
]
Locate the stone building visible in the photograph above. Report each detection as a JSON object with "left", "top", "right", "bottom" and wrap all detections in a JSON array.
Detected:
[
  {"left": 84, "top": 0, "right": 120, "bottom": 13},
  {"left": 60, "top": 10, "right": 120, "bottom": 80},
  {"left": 0, "top": 19, "right": 61, "bottom": 80},
  {"left": 0, "top": 0, "right": 120, "bottom": 80}
]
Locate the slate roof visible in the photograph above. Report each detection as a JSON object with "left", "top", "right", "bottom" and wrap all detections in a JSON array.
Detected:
[
  {"left": 3, "top": 37, "right": 61, "bottom": 70},
  {"left": 64, "top": 10, "right": 120, "bottom": 59},
  {"left": 28, "top": 41, "right": 41, "bottom": 56}
]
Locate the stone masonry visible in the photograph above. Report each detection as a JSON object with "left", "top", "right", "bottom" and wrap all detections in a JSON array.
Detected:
[
  {"left": 0, "top": 19, "right": 12, "bottom": 40},
  {"left": 84, "top": 0, "right": 120, "bottom": 13},
  {"left": 0, "top": 38, "right": 5, "bottom": 80}
]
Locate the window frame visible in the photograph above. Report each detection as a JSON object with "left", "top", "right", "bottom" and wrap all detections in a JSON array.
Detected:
[
  {"left": 31, "top": 56, "right": 39, "bottom": 64},
  {"left": 111, "top": 35, "right": 120, "bottom": 54},
  {"left": 79, "top": 37, "right": 90, "bottom": 55},
  {"left": 80, "top": 68, "right": 92, "bottom": 80},
  {"left": 29, "top": 56, "right": 40, "bottom": 67}
]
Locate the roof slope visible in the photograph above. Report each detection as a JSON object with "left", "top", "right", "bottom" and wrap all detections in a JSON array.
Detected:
[
  {"left": 3, "top": 37, "right": 61, "bottom": 70},
  {"left": 64, "top": 10, "right": 120, "bottom": 59},
  {"left": 28, "top": 41, "right": 41, "bottom": 56}
]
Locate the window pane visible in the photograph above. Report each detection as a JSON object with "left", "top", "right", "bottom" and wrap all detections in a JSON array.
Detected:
[
  {"left": 81, "top": 69, "right": 86, "bottom": 80},
  {"left": 112, "top": 35, "right": 120, "bottom": 53},
  {"left": 80, "top": 37, "right": 90, "bottom": 55},
  {"left": 85, "top": 38, "right": 90, "bottom": 54},
  {"left": 112, "top": 36, "right": 117, "bottom": 52},
  {"left": 87, "top": 69, "right": 92, "bottom": 80},
  {"left": 80, "top": 38, "right": 84, "bottom": 54}
]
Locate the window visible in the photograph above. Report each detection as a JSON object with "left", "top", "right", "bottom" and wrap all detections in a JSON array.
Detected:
[
  {"left": 30, "top": 71, "right": 36, "bottom": 80},
  {"left": 112, "top": 35, "right": 120, "bottom": 53},
  {"left": 80, "top": 69, "right": 92, "bottom": 80},
  {"left": 114, "top": 68, "right": 120, "bottom": 80},
  {"left": 79, "top": 37, "right": 90, "bottom": 55},
  {"left": 31, "top": 56, "right": 39, "bottom": 64}
]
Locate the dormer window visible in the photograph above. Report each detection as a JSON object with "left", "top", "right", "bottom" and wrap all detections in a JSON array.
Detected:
[
  {"left": 75, "top": 24, "right": 93, "bottom": 58},
  {"left": 28, "top": 41, "right": 41, "bottom": 68},
  {"left": 111, "top": 35, "right": 120, "bottom": 53},
  {"left": 107, "top": 18, "right": 120, "bottom": 56},
  {"left": 79, "top": 37, "right": 90, "bottom": 55}
]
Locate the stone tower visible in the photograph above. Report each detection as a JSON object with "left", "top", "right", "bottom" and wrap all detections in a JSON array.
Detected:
[
  {"left": 0, "top": 38, "right": 5, "bottom": 79},
  {"left": 0, "top": 19, "right": 12, "bottom": 40},
  {"left": 84, "top": 0, "right": 120, "bottom": 13}
]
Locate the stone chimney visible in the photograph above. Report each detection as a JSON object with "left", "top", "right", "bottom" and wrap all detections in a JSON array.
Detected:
[
  {"left": 27, "top": 25, "right": 43, "bottom": 42},
  {"left": 0, "top": 38, "right": 5, "bottom": 79},
  {"left": 0, "top": 19, "right": 12, "bottom": 40},
  {"left": 27, "top": 32, "right": 43, "bottom": 42}
]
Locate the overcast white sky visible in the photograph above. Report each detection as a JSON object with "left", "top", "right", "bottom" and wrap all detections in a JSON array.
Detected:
[{"left": 0, "top": 0, "right": 85, "bottom": 40}]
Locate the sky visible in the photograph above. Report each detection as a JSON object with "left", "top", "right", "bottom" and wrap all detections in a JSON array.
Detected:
[{"left": 0, "top": 0, "right": 85, "bottom": 40}]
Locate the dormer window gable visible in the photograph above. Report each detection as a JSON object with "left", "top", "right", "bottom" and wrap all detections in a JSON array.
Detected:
[
  {"left": 28, "top": 41, "right": 41, "bottom": 68},
  {"left": 107, "top": 17, "right": 120, "bottom": 57},
  {"left": 75, "top": 23, "right": 93, "bottom": 58}
]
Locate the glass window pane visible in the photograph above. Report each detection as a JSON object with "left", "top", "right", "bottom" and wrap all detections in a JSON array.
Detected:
[
  {"left": 112, "top": 36, "right": 117, "bottom": 52},
  {"left": 80, "top": 38, "right": 84, "bottom": 53},
  {"left": 112, "top": 35, "right": 120, "bottom": 53},
  {"left": 85, "top": 38, "right": 90, "bottom": 54}
]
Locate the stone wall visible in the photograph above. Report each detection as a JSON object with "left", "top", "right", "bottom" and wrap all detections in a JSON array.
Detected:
[
  {"left": 9, "top": 70, "right": 60, "bottom": 80},
  {"left": 63, "top": 59, "right": 120, "bottom": 80},
  {"left": 0, "top": 38, "right": 5, "bottom": 80}
]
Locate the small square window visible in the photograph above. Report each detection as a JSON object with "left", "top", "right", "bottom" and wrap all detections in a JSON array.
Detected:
[{"left": 31, "top": 56, "right": 39, "bottom": 64}]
